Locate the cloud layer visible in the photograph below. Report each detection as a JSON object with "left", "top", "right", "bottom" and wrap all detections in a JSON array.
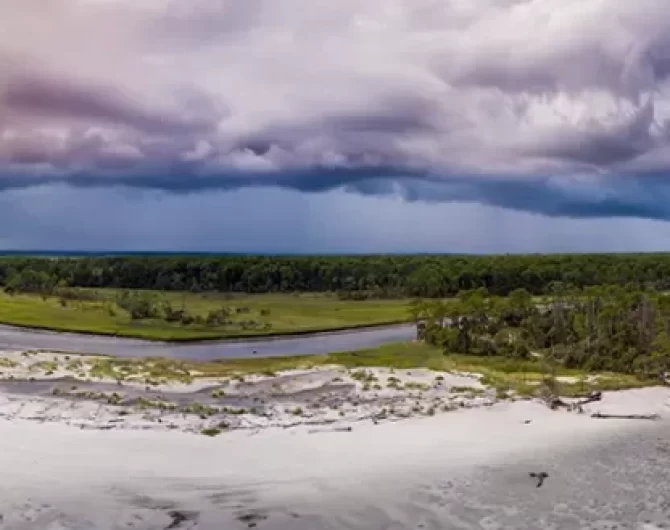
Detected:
[
  {"left": 4, "top": 184, "right": 670, "bottom": 253},
  {"left": 2, "top": 0, "right": 670, "bottom": 219}
]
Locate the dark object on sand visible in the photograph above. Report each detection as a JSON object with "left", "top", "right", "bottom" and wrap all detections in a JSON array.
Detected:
[
  {"left": 591, "top": 412, "right": 660, "bottom": 420},
  {"left": 546, "top": 390, "right": 602, "bottom": 411},
  {"left": 165, "top": 510, "right": 198, "bottom": 529},
  {"left": 574, "top": 391, "right": 602, "bottom": 406},
  {"left": 547, "top": 396, "right": 568, "bottom": 410},
  {"left": 237, "top": 511, "right": 268, "bottom": 528},
  {"left": 529, "top": 471, "right": 549, "bottom": 488}
]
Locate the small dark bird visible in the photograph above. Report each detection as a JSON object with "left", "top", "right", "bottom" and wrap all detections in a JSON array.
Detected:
[{"left": 529, "top": 471, "right": 549, "bottom": 488}]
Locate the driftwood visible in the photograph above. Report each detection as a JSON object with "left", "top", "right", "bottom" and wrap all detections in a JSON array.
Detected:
[
  {"left": 574, "top": 391, "right": 602, "bottom": 406},
  {"left": 307, "top": 426, "right": 353, "bottom": 434},
  {"left": 590, "top": 412, "right": 660, "bottom": 420},
  {"left": 570, "top": 390, "right": 602, "bottom": 401},
  {"left": 165, "top": 511, "right": 199, "bottom": 529},
  {"left": 529, "top": 471, "right": 549, "bottom": 488},
  {"left": 545, "top": 395, "right": 569, "bottom": 410},
  {"left": 545, "top": 390, "right": 602, "bottom": 411}
]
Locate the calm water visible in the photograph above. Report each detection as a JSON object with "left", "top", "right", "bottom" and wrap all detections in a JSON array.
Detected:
[{"left": 0, "top": 324, "right": 416, "bottom": 360}]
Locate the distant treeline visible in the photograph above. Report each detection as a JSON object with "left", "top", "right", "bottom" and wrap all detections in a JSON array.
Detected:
[{"left": 2, "top": 254, "right": 670, "bottom": 297}]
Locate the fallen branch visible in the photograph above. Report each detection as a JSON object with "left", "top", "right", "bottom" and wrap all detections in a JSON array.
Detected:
[
  {"left": 545, "top": 396, "right": 569, "bottom": 410},
  {"left": 529, "top": 471, "right": 549, "bottom": 488},
  {"left": 574, "top": 391, "right": 602, "bottom": 406},
  {"left": 307, "top": 426, "right": 353, "bottom": 434},
  {"left": 545, "top": 390, "right": 603, "bottom": 412},
  {"left": 590, "top": 412, "right": 660, "bottom": 420}
]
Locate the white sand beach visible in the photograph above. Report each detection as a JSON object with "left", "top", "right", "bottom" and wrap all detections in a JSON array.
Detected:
[
  {"left": 0, "top": 350, "right": 497, "bottom": 433},
  {"left": 0, "top": 348, "right": 669, "bottom": 529}
]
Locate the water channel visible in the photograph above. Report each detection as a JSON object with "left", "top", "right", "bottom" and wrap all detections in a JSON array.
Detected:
[{"left": 0, "top": 323, "right": 417, "bottom": 360}]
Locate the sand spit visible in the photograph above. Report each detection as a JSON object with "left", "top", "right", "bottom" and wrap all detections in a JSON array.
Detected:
[
  {"left": 1, "top": 349, "right": 670, "bottom": 528},
  {"left": 0, "top": 350, "right": 496, "bottom": 434}
]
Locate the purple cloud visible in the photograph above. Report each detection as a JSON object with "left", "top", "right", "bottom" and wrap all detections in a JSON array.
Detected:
[
  {"left": 5, "top": 75, "right": 218, "bottom": 135},
  {"left": 1, "top": 0, "right": 670, "bottom": 220}
]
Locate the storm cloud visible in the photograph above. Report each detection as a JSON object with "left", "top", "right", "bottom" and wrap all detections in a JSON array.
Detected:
[{"left": 1, "top": 0, "right": 670, "bottom": 220}]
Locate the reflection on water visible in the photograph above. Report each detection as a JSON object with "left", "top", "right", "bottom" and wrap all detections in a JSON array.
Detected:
[{"left": 0, "top": 323, "right": 416, "bottom": 360}]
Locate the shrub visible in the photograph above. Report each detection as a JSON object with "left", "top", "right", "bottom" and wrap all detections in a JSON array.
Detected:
[
  {"left": 115, "top": 291, "right": 158, "bottom": 320},
  {"left": 451, "top": 385, "right": 476, "bottom": 393},
  {"left": 201, "top": 427, "right": 222, "bottom": 437},
  {"left": 183, "top": 403, "right": 218, "bottom": 416},
  {"left": 107, "top": 392, "right": 123, "bottom": 405},
  {"left": 210, "top": 388, "right": 226, "bottom": 398},
  {"left": 0, "top": 358, "right": 18, "bottom": 368},
  {"left": 351, "top": 370, "right": 377, "bottom": 383}
]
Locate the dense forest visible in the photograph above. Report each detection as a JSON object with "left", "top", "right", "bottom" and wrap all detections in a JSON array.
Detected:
[
  {"left": 3, "top": 254, "right": 670, "bottom": 297},
  {"left": 4, "top": 254, "right": 670, "bottom": 374},
  {"left": 414, "top": 285, "right": 670, "bottom": 377}
]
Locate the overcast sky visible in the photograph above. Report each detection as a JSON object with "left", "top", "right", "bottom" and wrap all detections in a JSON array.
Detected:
[{"left": 1, "top": 0, "right": 670, "bottom": 252}]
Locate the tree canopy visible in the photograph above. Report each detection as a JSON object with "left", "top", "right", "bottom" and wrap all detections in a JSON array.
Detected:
[
  {"left": 415, "top": 285, "right": 670, "bottom": 377},
  {"left": 2, "top": 253, "right": 670, "bottom": 297}
]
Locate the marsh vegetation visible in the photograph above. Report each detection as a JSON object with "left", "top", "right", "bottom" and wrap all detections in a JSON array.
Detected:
[
  {"left": 4, "top": 252, "right": 670, "bottom": 340},
  {"left": 0, "top": 288, "right": 412, "bottom": 341}
]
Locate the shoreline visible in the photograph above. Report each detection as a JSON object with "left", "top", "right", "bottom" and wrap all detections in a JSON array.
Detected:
[
  {"left": 0, "top": 322, "right": 417, "bottom": 361},
  {"left": 0, "top": 319, "right": 415, "bottom": 345},
  {"left": 0, "top": 349, "right": 496, "bottom": 435},
  {"left": 0, "top": 348, "right": 669, "bottom": 528},
  {"left": 0, "top": 347, "right": 666, "bottom": 435},
  {"left": 0, "top": 387, "right": 668, "bottom": 529}
]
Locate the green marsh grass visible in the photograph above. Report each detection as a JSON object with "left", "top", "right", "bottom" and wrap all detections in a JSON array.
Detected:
[{"left": 0, "top": 290, "right": 415, "bottom": 341}]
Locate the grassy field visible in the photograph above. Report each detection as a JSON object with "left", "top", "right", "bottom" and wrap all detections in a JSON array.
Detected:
[
  {"left": 0, "top": 290, "right": 415, "bottom": 341},
  {"left": 75, "top": 341, "right": 660, "bottom": 397}
]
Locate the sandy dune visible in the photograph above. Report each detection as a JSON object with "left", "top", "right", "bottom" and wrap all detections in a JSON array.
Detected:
[
  {"left": 0, "top": 385, "right": 669, "bottom": 529},
  {"left": 1, "top": 349, "right": 669, "bottom": 528},
  {"left": 0, "top": 350, "right": 495, "bottom": 434}
]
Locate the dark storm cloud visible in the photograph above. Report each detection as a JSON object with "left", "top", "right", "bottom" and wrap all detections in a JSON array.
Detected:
[
  {"left": 342, "top": 175, "right": 670, "bottom": 221},
  {"left": 3, "top": 184, "right": 670, "bottom": 254},
  {"left": 1, "top": 0, "right": 670, "bottom": 222}
]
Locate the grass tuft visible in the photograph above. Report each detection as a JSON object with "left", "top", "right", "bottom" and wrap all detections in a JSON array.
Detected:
[{"left": 200, "top": 427, "right": 222, "bottom": 437}]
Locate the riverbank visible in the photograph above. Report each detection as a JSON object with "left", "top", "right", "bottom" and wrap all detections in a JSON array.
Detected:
[
  {"left": 0, "top": 290, "right": 415, "bottom": 341},
  {"left": 0, "top": 323, "right": 417, "bottom": 359},
  {"left": 0, "top": 317, "right": 413, "bottom": 343},
  {"left": 0, "top": 384, "right": 668, "bottom": 529},
  {"left": 0, "top": 344, "right": 662, "bottom": 435}
]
